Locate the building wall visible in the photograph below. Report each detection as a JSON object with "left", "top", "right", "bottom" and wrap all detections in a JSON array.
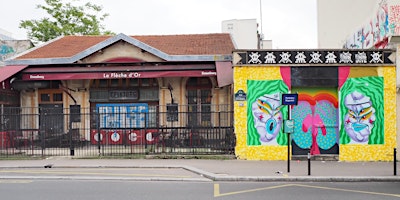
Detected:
[
  {"left": 18, "top": 43, "right": 232, "bottom": 141},
  {"left": 0, "top": 40, "right": 32, "bottom": 66},
  {"left": 82, "top": 41, "right": 164, "bottom": 63},
  {"left": 222, "top": 19, "right": 258, "bottom": 49},
  {"left": 233, "top": 65, "right": 396, "bottom": 161},
  {"left": 317, "top": 0, "right": 379, "bottom": 48},
  {"left": 344, "top": 0, "right": 400, "bottom": 49}
]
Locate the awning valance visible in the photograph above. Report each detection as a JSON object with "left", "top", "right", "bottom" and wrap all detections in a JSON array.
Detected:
[
  {"left": 0, "top": 65, "right": 28, "bottom": 82},
  {"left": 20, "top": 63, "right": 217, "bottom": 80},
  {"left": 21, "top": 70, "right": 217, "bottom": 80}
]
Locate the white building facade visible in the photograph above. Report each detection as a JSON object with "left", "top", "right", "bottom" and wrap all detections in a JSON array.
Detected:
[
  {"left": 317, "top": 0, "right": 381, "bottom": 48},
  {"left": 222, "top": 19, "right": 272, "bottom": 49}
]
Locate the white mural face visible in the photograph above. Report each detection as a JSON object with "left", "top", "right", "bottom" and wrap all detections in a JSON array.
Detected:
[
  {"left": 251, "top": 93, "right": 283, "bottom": 145},
  {"left": 344, "top": 91, "right": 376, "bottom": 144}
]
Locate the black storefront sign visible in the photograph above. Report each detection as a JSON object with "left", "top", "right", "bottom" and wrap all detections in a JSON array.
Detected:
[
  {"left": 109, "top": 90, "right": 139, "bottom": 100},
  {"left": 234, "top": 50, "right": 394, "bottom": 65}
]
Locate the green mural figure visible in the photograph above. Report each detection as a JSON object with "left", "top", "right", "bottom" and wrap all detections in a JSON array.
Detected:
[
  {"left": 247, "top": 80, "right": 288, "bottom": 146},
  {"left": 339, "top": 76, "right": 384, "bottom": 145}
]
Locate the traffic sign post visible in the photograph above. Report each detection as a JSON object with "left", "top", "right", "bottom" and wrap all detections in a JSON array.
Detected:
[{"left": 282, "top": 93, "right": 298, "bottom": 173}]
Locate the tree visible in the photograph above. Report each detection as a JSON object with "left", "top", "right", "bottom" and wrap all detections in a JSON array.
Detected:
[{"left": 19, "top": 0, "right": 113, "bottom": 44}]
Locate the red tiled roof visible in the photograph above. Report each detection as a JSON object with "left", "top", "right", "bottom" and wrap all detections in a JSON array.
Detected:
[{"left": 16, "top": 33, "right": 234, "bottom": 60}]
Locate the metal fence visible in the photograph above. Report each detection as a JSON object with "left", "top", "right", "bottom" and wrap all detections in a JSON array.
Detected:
[{"left": 0, "top": 104, "right": 235, "bottom": 158}]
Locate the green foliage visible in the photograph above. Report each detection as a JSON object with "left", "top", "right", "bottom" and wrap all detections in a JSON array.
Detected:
[{"left": 19, "top": 0, "right": 114, "bottom": 43}]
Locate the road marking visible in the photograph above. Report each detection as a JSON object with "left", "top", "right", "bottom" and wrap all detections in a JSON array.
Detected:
[
  {"left": 293, "top": 184, "right": 400, "bottom": 198},
  {"left": 214, "top": 183, "right": 400, "bottom": 198},
  {"left": 214, "top": 183, "right": 295, "bottom": 197},
  {"left": 0, "top": 170, "right": 192, "bottom": 178},
  {"left": 0, "top": 180, "right": 32, "bottom": 183}
]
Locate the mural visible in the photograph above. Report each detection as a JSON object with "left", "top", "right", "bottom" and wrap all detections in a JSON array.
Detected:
[
  {"left": 389, "top": 4, "right": 400, "bottom": 35},
  {"left": 339, "top": 76, "right": 384, "bottom": 145},
  {"left": 345, "top": 0, "right": 400, "bottom": 49},
  {"left": 291, "top": 88, "right": 339, "bottom": 155},
  {"left": 247, "top": 80, "right": 288, "bottom": 146},
  {"left": 0, "top": 40, "right": 32, "bottom": 65},
  {"left": 233, "top": 49, "right": 395, "bottom": 161}
]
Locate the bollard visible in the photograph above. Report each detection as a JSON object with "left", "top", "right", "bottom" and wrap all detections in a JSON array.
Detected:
[
  {"left": 394, "top": 148, "right": 397, "bottom": 176},
  {"left": 308, "top": 152, "right": 311, "bottom": 176},
  {"left": 70, "top": 148, "right": 74, "bottom": 156}
]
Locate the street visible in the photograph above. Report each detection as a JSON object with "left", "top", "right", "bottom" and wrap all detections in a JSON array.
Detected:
[{"left": 0, "top": 180, "right": 399, "bottom": 200}]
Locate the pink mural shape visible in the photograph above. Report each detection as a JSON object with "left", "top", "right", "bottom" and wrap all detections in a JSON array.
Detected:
[
  {"left": 302, "top": 114, "right": 327, "bottom": 155},
  {"left": 338, "top": 66, "right": 350, "bottom": 89},
  {"left": 280, "top": 66, "right": 291, "bottom": 90}
]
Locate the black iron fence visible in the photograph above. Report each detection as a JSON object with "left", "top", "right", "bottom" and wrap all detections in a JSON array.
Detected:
[{"left": 0, "top": 105, "right": 235, "bottom": 158}]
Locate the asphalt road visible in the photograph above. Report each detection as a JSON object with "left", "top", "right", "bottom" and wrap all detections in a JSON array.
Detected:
[{"left": 0, "top": 180, "right": 399, "bottom": 200}]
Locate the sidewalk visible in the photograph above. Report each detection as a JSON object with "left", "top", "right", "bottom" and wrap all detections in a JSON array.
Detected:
[{"left": 0, "top": 157, "right": 399, "bottom": 182}]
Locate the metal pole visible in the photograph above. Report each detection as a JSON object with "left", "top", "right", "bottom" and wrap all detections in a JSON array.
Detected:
[
  {"left": 69, "top": 120, "right": 74, "bottom": 156},
  {"left": 96, "top": 111, "right": 101, "bottom": 156},
  {"left": 287, "top": 105, "right": 291, "bottom": 173},
  {"left": 308, "top": 152, "right": 311, "bottom": 176},
  {"left": 394, "top": 148, "right": 397, "bottom": 176}
]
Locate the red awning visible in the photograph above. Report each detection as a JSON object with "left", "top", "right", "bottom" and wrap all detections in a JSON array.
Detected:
[
  {"left": 20, "top": 63, "right": 217, "bottom": 80},
  {"left": 22, "top": 70, "right": 217, "bottom": 80},
  {"left": 0, "top": 65, "right": 28, "bottom": 82},
  {"left": 215, "top": 61, "right": 233, "bottom": 87}
]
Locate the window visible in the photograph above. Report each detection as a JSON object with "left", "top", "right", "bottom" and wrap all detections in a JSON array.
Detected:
[
  {"left": 90, "top": 78, "right": 159, "bottom": 102},
  {"left": 39, "top": 90, "right": 63, "bottom": 103},
  {"left": 186, "top": 78, "right": 212, "bottom": 127}
]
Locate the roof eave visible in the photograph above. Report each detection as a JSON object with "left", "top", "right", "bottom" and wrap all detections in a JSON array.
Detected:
[
  {"left": 5, "top": 54, "right": 232, "bottom": 65},
  {"left": 5, "top": 33, "right": 233, "bottom": 65}
]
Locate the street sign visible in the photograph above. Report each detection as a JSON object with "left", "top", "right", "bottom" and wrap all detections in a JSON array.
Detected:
[
  {"left": 282, "top": 93, "right": 298, "bottom": 105},
  {"left": 284, "top": 120, "right": 294, "bottom": 133},
  {"left": 234, "top": 90, "right": 247, "bottom": 101}
]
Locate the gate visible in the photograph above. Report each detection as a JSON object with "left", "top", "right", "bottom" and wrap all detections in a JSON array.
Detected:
[{"left": 0, "top": 105, "right": 235, "bottom": 158}]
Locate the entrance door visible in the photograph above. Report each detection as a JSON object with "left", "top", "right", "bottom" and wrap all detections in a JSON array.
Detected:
[
  {"left": 290, "top": 67, "right": 339, "bottom": 155},
  {"left": 290, "top": 88, "right": 339, "bottom": 155}
]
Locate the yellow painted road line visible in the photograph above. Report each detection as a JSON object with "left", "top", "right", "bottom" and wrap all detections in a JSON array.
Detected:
[
  {"left": 0, "top": 170, "right": 192, "bottom": 178},
  {"left": 214, "top": 183, "right": 294, "bottom": 197},
  {"left": 293, "top": 184, "right": 400, "bottom": 198},
  {"left": 214, "top": 183, "right": 400, "bottom": 198}
]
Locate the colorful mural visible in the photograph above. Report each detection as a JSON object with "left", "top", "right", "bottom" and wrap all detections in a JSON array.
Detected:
[
  {"left": 291, "top": 88, "right": 339, "bottom": 155},
  {"left": 345, "top": 0, "right": 400, "bottom": 49},
  {"left": 233, "top": 49, "right": 396, "bottom": 161},
  {"left": 339, "top": 76, "right": 384, "bottom": 145},
  {"left": 247, "top": 80, "right": 288, "bottom": 146}
]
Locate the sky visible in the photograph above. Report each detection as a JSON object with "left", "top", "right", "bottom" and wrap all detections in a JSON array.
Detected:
[{"left": 0, "top": 0, "right": 317, "bottom": 49}]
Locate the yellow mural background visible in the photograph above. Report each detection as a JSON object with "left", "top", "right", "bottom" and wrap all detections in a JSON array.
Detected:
[
  {"left": 233, "top": 65, "right": 396, "bottom": 161},
  {"left": 234, "top": 66, "right": 288, "bottom": 160}
]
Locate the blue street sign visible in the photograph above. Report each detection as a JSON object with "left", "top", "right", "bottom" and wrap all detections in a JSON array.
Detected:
[{"left": 282, "top": 93, "right": 298, "bottom": 105}]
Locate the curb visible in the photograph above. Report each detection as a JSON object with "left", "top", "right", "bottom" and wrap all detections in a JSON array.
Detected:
[
  {"left": 181, "top": 165, "right": 400, "bottom": 182},
  {"left": 1, "top": 165, "right": 399, "bottom": 182}
]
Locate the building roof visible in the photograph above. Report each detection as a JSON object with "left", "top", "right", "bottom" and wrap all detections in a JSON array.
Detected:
[{"left": 11, "top": 33, "right": 234, "bottom": 63}]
